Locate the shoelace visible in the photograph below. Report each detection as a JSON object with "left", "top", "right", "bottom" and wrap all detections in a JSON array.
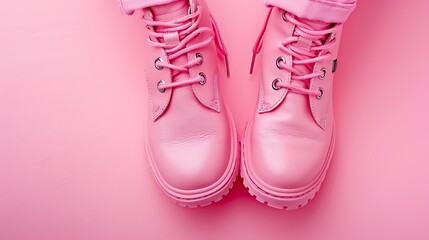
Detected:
[
  {"left": 144, "top": 4, "right": 229, "bottom": 92},
  {"left": 251, "top": 9, "right": 340, "bottom": 97}
]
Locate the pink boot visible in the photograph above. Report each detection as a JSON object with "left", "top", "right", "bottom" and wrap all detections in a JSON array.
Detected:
[
  {"left": 119, "top": 0, "right": 239, "bottom": 207},
  {"left": 242, "top": 3, "right": 354, "bottom": 209}
]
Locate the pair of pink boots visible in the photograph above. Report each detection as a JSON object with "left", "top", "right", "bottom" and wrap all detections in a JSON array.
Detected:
[{"left": 119, "top": 0, "right": 354, "bottom": 209}]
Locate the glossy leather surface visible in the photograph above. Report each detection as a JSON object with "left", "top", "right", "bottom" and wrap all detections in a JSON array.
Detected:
[
  {"left": 131, "top": 0, "right": 238, "bottom": 206},
  {"left": 243, "top": 7, "right": 342, "bottom": 207}
]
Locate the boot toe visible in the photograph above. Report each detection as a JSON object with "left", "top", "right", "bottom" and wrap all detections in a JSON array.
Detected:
[
  {"left": 149, "top": 131, "right": 232, "bottom": 192},
  {"left": 250, "top": 133, "right": 329, "bottom": 191}
]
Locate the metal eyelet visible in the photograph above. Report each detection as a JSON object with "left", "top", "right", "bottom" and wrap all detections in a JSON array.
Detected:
[
  {"left": 198, "top": 72, "right": 207, "bottom": 85},
  {"left": 276, "top": 56, "right": 285, "bottom": 69},
  {"left": 282, "top": 11, "right": 288, "bottom": 22},
  {"left": 272, "top": 78, "right": 282, "bottom": 90},
  {"left": 157, "top": 80, "right": 166, "bottom": 93},
  {"left": 319, "top": 67, "right": 327, "bottom": 79},
  {"left": 154, "top": 57, "right": 163, "bottom": 70},
  {"left": 316, "top": 87, "right": 324, "bottom": 99},
  {"left": 195, "top": 52, "right": 203, "bottom": 65}
]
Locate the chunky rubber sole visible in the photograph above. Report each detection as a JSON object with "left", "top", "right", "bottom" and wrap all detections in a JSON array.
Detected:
[
  {"left": 241, "top": 120, "right": 335, "bottom": 210},
  {"left": 145, "top": 106, "right": 239, "bottom": 208},
  {"left": 174, "top": 143, "right": 239, "bottom": 208}
]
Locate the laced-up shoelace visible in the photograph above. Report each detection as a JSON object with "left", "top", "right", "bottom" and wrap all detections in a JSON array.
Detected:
[
  {"left": 251, "top": 9, "right": 340, "bottom": 98},
  {"left": 144, "top": 5, "right": 215, "bottom": 92}
]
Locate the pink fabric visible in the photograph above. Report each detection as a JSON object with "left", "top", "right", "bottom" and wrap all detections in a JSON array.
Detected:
[
  {"left": 118, "top": 0, "right": 179, "bottom": 15},
  {"left": 265, "top": 0, "right": 356, "bottom": 23},
  {"left": 119, "top": 0, "right": 355, "bottom": 23}
]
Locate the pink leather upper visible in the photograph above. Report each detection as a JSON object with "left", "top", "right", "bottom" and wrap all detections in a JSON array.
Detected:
[
  {"left": 246, "top": 7, "right": 341, "bottom": 192},
  {"left": 137, "top": 0, "right": 236, "bottom": 194},
  {"left": 146, "top": 86, "right": 232, "bottom": 191}
]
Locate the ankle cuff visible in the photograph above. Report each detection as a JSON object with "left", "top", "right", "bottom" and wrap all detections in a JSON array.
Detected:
[
  {"left": 265, "top": 0, "right": 356, "bottom": 23},
  {"left": 118, "top": 0, "right": 181, "bottom": 15}
]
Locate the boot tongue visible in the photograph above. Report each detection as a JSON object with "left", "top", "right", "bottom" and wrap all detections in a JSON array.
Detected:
[
  {"left": 150, "top": 0, "right": 188, "bottom": 20},
  {"left": 297, "top": 17, "right": 331, "bottom": 31},
  {"left": 291, "top": 17, "right": 331, "bottom": 89},
  {"left": 150, "top": 0, "right": 190, "bottom": 81}
]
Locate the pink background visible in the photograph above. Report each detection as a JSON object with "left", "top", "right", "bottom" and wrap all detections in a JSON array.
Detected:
[{"left": 1, "top": 0, "right": 429, "bottom": 239}]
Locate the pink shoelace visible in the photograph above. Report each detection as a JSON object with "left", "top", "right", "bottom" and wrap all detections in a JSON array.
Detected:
[
  {"left": 144, "top": 4, "right": 229, "bottom": 92},
  {"left": 251, "top": 9, "right": 340, "bottom": 97}
]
